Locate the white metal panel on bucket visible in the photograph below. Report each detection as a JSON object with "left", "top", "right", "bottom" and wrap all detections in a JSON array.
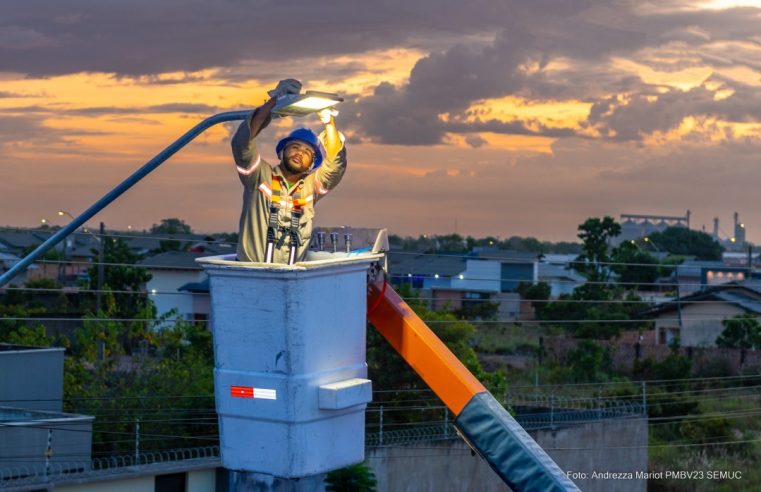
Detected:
[{"left": 197, "top": 253, "right": 380, "bottom": 478}]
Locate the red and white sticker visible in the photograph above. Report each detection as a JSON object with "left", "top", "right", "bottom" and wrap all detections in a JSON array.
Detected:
[{"left": 230, "top": 385, "right": 277, "bottom": 400}]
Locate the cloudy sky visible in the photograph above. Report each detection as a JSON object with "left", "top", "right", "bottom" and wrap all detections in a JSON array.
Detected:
[{"left": 0, "top": 0, "right": 759, "bottom": 241}]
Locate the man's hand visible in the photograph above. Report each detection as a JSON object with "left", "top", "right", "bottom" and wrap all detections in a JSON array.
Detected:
[
  {"left": 317, "top": 108, "right": 339, "bottom": 125},
  {"left": 268, "top": 79, "right": 302, "bottom": 98}
]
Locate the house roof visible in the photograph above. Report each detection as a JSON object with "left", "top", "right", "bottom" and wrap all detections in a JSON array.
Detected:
[
  {"left": 0, "top": 230, "right": 51, "bottom": 251},
  {"left": 473, "top": 250, "right": 539, "bottom": 263},
  {"left": 178, "top": 278, "right": 210, "bottom": 293},
  {"left": 537, "top": 263, "right": 585, "bottom": 282},
  {"left": 713, "top": 291, "right": 761, "bottom": 315},
  {"left": 647, "top": 281, "right": 761, "bottom": 316},
  {"left": 138, "top": 251, "right": 206, "bottom": 270},
  {"left": 387, "top": 251, "right": 466, "bottom": 277}
]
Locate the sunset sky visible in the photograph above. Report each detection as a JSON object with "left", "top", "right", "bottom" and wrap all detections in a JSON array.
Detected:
[{"left": 0, "top": 0, "right": 759, "bottom": 242}]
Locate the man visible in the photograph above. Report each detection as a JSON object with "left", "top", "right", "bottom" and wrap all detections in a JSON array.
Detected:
[{"left": 232, "top": 79, "right": 346, "bottom": 264}]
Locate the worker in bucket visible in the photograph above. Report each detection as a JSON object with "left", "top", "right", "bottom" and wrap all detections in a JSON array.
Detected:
[{"left": 231, "top": 79, "right": 346, "bottom": 264}]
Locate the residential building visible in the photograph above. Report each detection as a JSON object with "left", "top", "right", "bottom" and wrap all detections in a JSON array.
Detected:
[
  {"left": 648, "top": 281, "right": 761, "bottom": 347},
  {"left": 139, "top": 251, "right": 209, "bottom": 324},
  {"left": 658, "top": 261, "right": 749, "bottom": 296}
]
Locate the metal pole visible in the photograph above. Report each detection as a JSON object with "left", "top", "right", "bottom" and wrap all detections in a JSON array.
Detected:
[
  {"left": 44, "top": 428, "right": 52, "bottom": 480},
  {"left": 379, "top": 405, "right": 384, "bottom": 445},
  {"left": 135, "top": 418, "right": 140, "bottom": 465},
  {"left": 550, "top": 393, "right": 555, "bottom": 431},
  {"left": 59, "top": 237, "right": 68, "bottom": 284},
  {"left": 0, "top": 110, "right": 250, "bottom": 289},
  {"left": 96, "top": 222, "right": 105, "bottom": 313},
  {"left": 641, "top": 380, "right": 647, "bottom": 416},
  {"left": 675, "top": 265, "right": 683, "bottom": 341},
  {"left": 444, "top": 407, "right": 449, "bottom": 438}
]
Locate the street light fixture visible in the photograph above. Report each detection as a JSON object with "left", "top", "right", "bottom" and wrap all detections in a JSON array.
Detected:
[
  {"left": 643, "top": 237, "right": 661, "bottom": 252},
  {"left": 272, "top": 91, "right": 344, "bottom": 117}
]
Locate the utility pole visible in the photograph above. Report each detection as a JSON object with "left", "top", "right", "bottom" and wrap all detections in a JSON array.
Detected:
[{"left": 96, "top": 222, "right": 105, "bottom": 313}]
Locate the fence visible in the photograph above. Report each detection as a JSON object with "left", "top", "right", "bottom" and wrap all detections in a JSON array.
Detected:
[
  {"left": 0, "top": 393, "right": 644, "bottom": 488},
  {"left": 366, "top": 393, "right": 644, "bottom": 446},
  {"left": 0, "top": 445, "right": 220, "bottom": 489}
]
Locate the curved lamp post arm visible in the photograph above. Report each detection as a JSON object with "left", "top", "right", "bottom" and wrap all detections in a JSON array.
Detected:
[{"left": 0, "top": 110, "right": 250, "bottom": 288}]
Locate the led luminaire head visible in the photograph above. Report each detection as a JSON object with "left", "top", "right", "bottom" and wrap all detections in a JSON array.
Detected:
[{"left": 272, "top": 90, "right": 344, "bottom": 117}]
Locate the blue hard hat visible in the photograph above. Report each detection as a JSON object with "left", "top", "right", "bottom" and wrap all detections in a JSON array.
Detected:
[{"left": 275, "top": 128, "right": 323, "bottom": 170}]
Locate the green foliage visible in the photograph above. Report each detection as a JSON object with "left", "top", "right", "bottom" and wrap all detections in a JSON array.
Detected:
[
  {"left": 610, "top": 241, "right": 661, "bottom": 289},
  {"left": 452, "top": 299, "right": 499, "bottom": 321},
  {"left": 64, "top": 318, "right": 215, "bottom": 454},
  {"left": 679, "top": 417, "right": 739, "bottom": 457},
  {"left": 150, "top": 217, "right": 193, "bottom": 252},
  {"left": 0, "top": 299, "right": 49, "bottom": 340},
  {"left": 516, "top": 281, "right": 551, "bottom": 318},
  {"left": 324, "top": 462, "right": 377, "bottom": 492},
  {"left": 562, "top": 340, "right": 613, "bottom": 383},
  {"left": 6, "top": 325, "right": 67, "bottom": 348},
  {"left": 574, "top": 216, "right": 621, "bottom": 285},
  {"left": 540, "top": 286, "right": 648, "bottom": 339},
  {"left": 716, "top": 315, "right": 761, "bottom": 349},
  {"left": 648, "top": 226, "right": 724, "bottom": 260},
  {"left": 634, "top": 352, "right": 698, "bottom": 421},
  {"left": 86, "top": 236, "right": 153, "bottom": 319}
]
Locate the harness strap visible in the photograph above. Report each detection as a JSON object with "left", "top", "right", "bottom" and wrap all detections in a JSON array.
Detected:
[{"left": 264, "top": 176, "right": 308, "bottom": 264}]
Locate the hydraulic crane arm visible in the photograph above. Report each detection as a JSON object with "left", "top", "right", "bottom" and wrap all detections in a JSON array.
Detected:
[{"left": 367, "top": 283, "right": 579, "bottom": 492}]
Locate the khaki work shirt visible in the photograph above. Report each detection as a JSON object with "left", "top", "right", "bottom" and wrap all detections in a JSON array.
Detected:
[{"left": 231, "top": 112, "right": 347, "bottom": 263}]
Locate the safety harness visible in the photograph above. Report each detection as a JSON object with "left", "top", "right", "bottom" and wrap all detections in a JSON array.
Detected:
[{"left": 261, "top": 176, "right": 311, "bottom": 265}]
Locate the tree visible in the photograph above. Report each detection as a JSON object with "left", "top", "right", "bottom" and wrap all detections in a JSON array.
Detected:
[
  {"left": 434, "top": 234, "right": 468, "bottom": 252},
  {"left": 574, "top": 217, "right": 621, "bottom": 291},
  {"left": 87, "top": 237, "right": 153, "bottom": 319},
  {"left": 150, "top": 217, "right": 193, "bottom": 252},
  {"left": 716, "top": 315, "right": 761, "bottom": 349},
  {"left": 610, "top": 241, "right": 660, "bottom": 289},
  {"left": 517, "top": 281, "right": 551, "bottom": 318},
  {"left": 648, "top": 227, "right": 723, "bottom": 260}
]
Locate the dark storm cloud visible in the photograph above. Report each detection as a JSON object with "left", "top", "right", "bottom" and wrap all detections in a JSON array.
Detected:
[
  {"left": 589, "top": 82, "right": 761, "bottom": 141},
  {"left": 0, "top": 0, "right": 520, "bottom": 77},
  {"left": 1, "top": 0, "right": 758, "bottom": 147},
  {"left": 350, "top": 1, "right": 761, "bottom": 144}
]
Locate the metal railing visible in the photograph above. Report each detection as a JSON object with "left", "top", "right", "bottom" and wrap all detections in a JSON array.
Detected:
[
  {"left": 366, "top": 394, "right": 645, "bottom": 446},
  {"left": 0, "top": 445, "right": 219, "bottom": 488}
]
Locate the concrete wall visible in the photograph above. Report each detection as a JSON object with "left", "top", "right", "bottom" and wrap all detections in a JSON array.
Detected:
[
  {"left": 0, "top": 346, "right": 64, "bottom": 411},
  {"left": 367, "top": 417, "right": 647, "bottom": 492},
  {"left": 53, "top": 467, "right": 216, "bottom": 492},
  {"left": 58, "top": 476, "right": 155, "bottom": 492}
]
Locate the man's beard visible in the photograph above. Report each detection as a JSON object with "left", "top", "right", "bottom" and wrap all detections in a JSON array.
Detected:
[{"left": 282, "top": 156, "right": 310, "bottom": 175}]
